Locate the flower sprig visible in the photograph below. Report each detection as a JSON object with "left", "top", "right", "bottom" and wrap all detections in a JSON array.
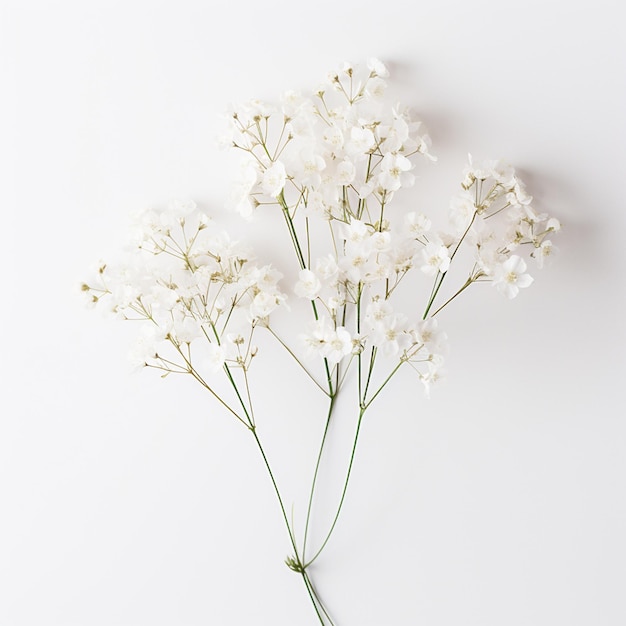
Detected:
[{"left": 83, "top": 58, "right": 561, "bottom": 626}]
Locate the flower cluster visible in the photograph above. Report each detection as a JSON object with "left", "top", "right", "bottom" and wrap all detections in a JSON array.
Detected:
[
  {"left": 216, "top": 59, "right": 560, "bottom": 394},
  {"left": 84, "top": 59, "right": 561, "bottom": 397},
  {"left": 82, "top": 200, "right": 286, "bottom": 379},
  {"left": 222, "top": 58, "right": 434, "bottom": 221},
  {"left": 450, "top": 156, "right": 561, "bottom": 298},
  {"left": 83, "top": 58, "right": 562, "bottom": 626}
]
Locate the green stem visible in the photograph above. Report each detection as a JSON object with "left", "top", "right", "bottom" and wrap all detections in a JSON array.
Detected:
[
  {"left": 363, "top": 360, "right": 404, "bottom": 411},
  {"left": 430, "top": 276, "right": 475, "bottom": 317},
  {"left": 278, "top": 191, "right": 307, "bottom": 270},
  {"left": 422, "top": 210, "right": 478, "bottom": 319},
  {"left": 249, "top": 428, "right": 330, "bottom": 625},
  {"left": 302, "top": 393, "right": 337, "bottom": 560},
  {"left": 277, "top": 192, "right": 334, "bottom": 395},
  {"left": 265, "top": 325, "right": 330, "bottom": 396},
  {"left": 304, "top": 406, "right": 366, "bottom": 569}
]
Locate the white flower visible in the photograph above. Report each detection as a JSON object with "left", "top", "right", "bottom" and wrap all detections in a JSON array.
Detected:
[
  {"left": 419, "top": 356, "right": 446, "bottom": 398},
  {"left": 531, "top": 240, "right": 558, "bottom": 269},
  {"left": 546, "top": 217, "right": 561, "bottom": 233},
  {"left": 379, "top": 113, "right": 409, "bottom": 153},
  {"left": 172, "top": 315, "right": 202, "bottom": 344},
  {"left": 294, "top": 269, "right": 321, "bottom": 299},
  {"left": 301, "top": 319, "right": 353, "bottom": 364},
  {"left": 420, "top": 241, "right": 450, "bottom": 276},
  {"left": 378, "top": 153, "right": 413, "bottom": 192},
  {"left": 490, "top": 160, "right": 516, "bottom": 187},
  {"left": 449, "top": 190, "right": 476, "bottom": 233},
  {"left": 335, "top": 159, "right": 356, "bottom": 185},
  {"left": 128, "top": 325, "right": 162, "bottom": 369},
  {"left": 369, "top": 314, "right": 411, "bottom": 357},
  {"left": 346, "top": 126, "right": 375, "bottom": 156},
  {"left": 294, "top": 149, "right": 326, "bottom": 188},
  {"left": 249, "top": 291, "right": 284, "bottom": 319},
  {"left": 205, "top": 343, "right": 226, "bottom": 372},
  {"left": 365, "top": 299, "right": 393, "bottom": 329},
  {"left": 413, "top": 318, "right": 448, "bottom": 356},
  {"left": 492, "top": 255, "right": 534, "bottom": 298},
  {"left": 365, "top": 77, "right": 387, "bottom": 99},
  {"left": 367, "top": 58, "right": 389, "bottom": 77},
  {"left": 315, "top": 254, "right": 339, "bottom": 282},
  {"left": 325, "top": 327, "right": 353, "bottom": 364},
  {"left": 322, "top": 125, "right": 344, "bottom": 151},
  {"left": 302, "top": 318, "right": 333, "bottom": 358},
  {"left": 227, "top": 158, "right": 258, "bottom": 218},
  {"left": 280, "top": 90, "right": 311, "bottom": 117},
  {"left": 405, "top": 212, "right": 431, "bottom": 237},
  {"left": 262, "top": 161, "right": 287, "bottom": 197}
]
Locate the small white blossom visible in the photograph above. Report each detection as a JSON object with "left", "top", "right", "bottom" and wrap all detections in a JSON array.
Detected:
[
  {"left": 405, "top": 212, "right": 431, "bottom": 237},
  {"left": 262, "top": 161, "right": 287, "bottom": 197},
  {"left": 378, "top": 153, "right": 413, "bottom": 192},
  {"left": 531, "top": 240, "right": 558, "bottom": 269},
  {"left": 367, "top": 57, "right": 389, "bottom": 77},
  {"left": 325, "top": 327, "right": 353, "bottom": 364},
  {"left": 294, "top": 269, "right": 322, "bottom": 299},
  {"left": 346, "top": 126, "right": 375, "bottom": 156},
  {"left": 205, "top": 343, "right": 226, "bottom": 373},
  {"left": 493, "top": 255, "right": 534, "bottom": 298},
  {"left": 420, "top": 241, "right": 450, "bottom": 276}
]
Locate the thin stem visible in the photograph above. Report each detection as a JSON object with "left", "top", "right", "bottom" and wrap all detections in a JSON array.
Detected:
[
  {"left": 170, "top": 342, "right": 249, "bottom": 428},
  {"left": 278, "top": 191, "right": 307, "bottom": 270},
  {"left": 429, "top": 276, "right": 475, "bottom": 317},
  {"left": 363, "top": 360, "right": 404, "bottom": 411},
  {"left": 277, "top": 192, "right": 334, "bottom": 395},
  {"left": 362, "top": 345, "right": 378, "bottom": 404},
  {"left": 249, "top": 429, "right": 327, "bottom": 624},
  {"left": 302, "top": 394, "right": 337, "bottom": 560},
  {"left": 265, "top": 325, "right": 329, "bottom": 396},
  {"left": 304, "top": 406, "right": 366, "bottom": 569},
  {"left": 304, "top": 570, "right": 336, "bottom": 626},
  {"left": 422, "top": 210, "right": 478, "bottom": 319}
]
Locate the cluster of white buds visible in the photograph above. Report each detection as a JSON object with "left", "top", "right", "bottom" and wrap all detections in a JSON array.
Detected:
[
  {"left": 82, "top": 60, "right": 563, "bottom": 625},
  {"left": 450, "top": 155, "right": 561, "bottom": 298},
  {"left": 221, "top": 57, "right": 434, "bottom": 221},
  {"left": 85, "top": 59, "right": 561, "bottom": 398},
  {"left": 82, "top": 200, "right": 286, "bottom": 377}
]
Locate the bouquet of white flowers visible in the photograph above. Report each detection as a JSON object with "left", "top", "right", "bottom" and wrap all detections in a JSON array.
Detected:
[{"left": 83, "top": 58, "right": 560, "bottom": 625}]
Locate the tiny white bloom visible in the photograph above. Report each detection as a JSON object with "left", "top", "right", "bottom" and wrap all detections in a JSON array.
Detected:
[
  {"left": 405, "top": 212, "right": 431, "bottom": 237},
  {"left": 531, "top": 240, "right": 558, "bottom": 269},
  {"left": 205, "top": 343, "right": 226, "bottom": 373},
  {"left": 420, "top": 241, "right": 450, "bottom": 276},
  {"left": 325, "top": 327, "right": 353, "bottom": 364},
  {"left": 493, "top": 255, "right": 534, "bottom": 298},
  {"left": 294, "top": 269, "right": 321, "bottom": 299},
  {"left": 378, "top": 153, "right": 413, "bottom": 192},
  {"left": 262, "top": 161, "right": 287, "bottom": 197},
  {"left": 367, "top": 58, "right": 389, "bottom": 77}
]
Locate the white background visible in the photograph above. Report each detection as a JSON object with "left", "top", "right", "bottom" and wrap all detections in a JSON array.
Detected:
[{"left": 1, "top": 1, "right": 625, "bottom": 625}]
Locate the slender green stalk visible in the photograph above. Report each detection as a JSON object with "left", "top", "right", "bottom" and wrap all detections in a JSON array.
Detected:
[
  {"left": 303, "top": 355, "right": 407, "bottom": 568},
  {"left": 422, "top": 210, "right": 478, "bottom": 319},
  {"left": 304, "top": 570, "right": 336, "bottom": 626},
  {"left": 304, "top": 405, "right": 366, "bottom": 569},
  {"left": 363, "top": 360, "right": 404, "bottom": 411},
  {"left": 302, "top": 393, "right": 337, "bottom": 560},
  {"left": 429, "top": 276, "right": 475, "bottom": 318},
  {"left": 249, "top": 427, "right": 330, "bottom": 625},
  {"left": 170, "top": 342, "right": 249, "bottom": 427},
  {"left": 266, "top": 325, "right": 330, "bottom": 396},
  {"left": 278, "top": 192, "right": 307, "bottom": 270}
]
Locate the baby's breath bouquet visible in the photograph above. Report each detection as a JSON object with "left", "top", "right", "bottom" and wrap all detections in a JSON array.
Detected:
[{"left": 83, "top": 59, "right": 561, "bottom": 625}]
